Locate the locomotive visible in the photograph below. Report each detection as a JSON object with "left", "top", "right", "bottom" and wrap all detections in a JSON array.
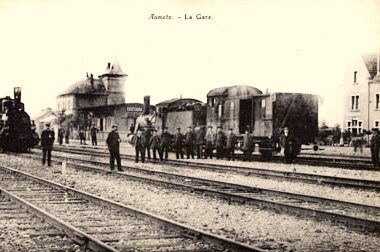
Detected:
[{"left": 0, "top": 87, "right": 39, "bottom": 152}]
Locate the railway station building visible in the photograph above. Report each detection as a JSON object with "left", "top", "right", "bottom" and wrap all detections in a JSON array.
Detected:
[
  {"left": 56, "top": 60, "right": 144, "bottom": 140},
  {"left": 343, "top": 52, "right": 380, "bottom": 136}
]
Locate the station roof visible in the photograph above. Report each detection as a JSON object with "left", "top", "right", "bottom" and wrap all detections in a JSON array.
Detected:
[
  {"left": 58, "top": 77, "right": 106, "bottom": 96},
  {"left": 207, "top": 85, "right": 263, "bottom": 97}
]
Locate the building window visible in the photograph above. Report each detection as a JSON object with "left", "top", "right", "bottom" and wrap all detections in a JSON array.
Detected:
[
  {"left": 218, "top": 104, "right": 222, "bottom": 118},
  {"left": 351, "top": 95, "right": 359, "bottom": 110},
  {"left": 376, "top": 94, "right": 380, "bottom": 110},
  {"left": 348, "top": 119, "right": 362, "bottom": 136},
  {"left": 375, "top": 120, "right": 380, "bottom": 129},
  {"left": 354, "top": 71, "right": 357, "bottom": 83}
]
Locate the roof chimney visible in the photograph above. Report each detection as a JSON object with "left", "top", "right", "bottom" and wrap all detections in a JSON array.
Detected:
[
  {"left": 90, "top": 74, "right": 94, "bottom": 89},
  {"left": 86, "top": 72, "right": 89, "bottom": 78},
  {"left": 107, "top": 63, "right": 111, "bottom": 71}
]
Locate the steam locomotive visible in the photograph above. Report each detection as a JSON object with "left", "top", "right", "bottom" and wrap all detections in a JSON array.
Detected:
[{"left": 0, "top": 87, "right": 39, "bottom": 152}]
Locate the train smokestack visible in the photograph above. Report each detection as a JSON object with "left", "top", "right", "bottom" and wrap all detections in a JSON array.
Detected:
[
  {"left": 143, "top": 96, "right": 150, "bottom": 115},
  {"left": 14, "top": 87, "right": 21, "bottom": 102}
]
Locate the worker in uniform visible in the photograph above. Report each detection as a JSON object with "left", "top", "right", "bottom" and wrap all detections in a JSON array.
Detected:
[
  {"left": 226, "top": 128, "right": 237, "bottom": 161},
  {"left": 242, "top": 128, "right": 253, "bottom": 161},
  {"left": 41, "top": 122, "right": 55, "bottom": 166},
  {"left": 133, "top": 129, "right": 147, "bottom": 163},
  {"left": 143, "top": 129, "right": 152, "bottom": 160},
  {"left": 195, "top": 127, "right": 205, "bottom": 159},
  {"left": 184, "top": 126, "right": 195, "bottom": 159},
  {"left": 280, "top": 126, "right": 299, "bottom": 164},
  {"left": 215, "top": 126, "right": 226, "bottom": 159},
  {"left": 173, "top": 127, "right": 184, "bottom": 159},
  {"left": 90, "top": 123, "right": 99, "bottom": 146},
  {"left": 64, "top": 126, "right": 70, "bottom": 144},
  {"left": 149, "top": 129, "right": 162, "bottom": 161},
  {"left": 160, "top": 127, "right": 171, "bottom": 161},
  {"left": 371, "top": 128, "right": 380, "bottom": 168},
  {"left": 106, "top": 124, "right": 122, "bottom": 171},
  {"left": 79, "top": 127, "right": 86, "bottom": 145},
  {"left": 204, "top": 126, "right": 215, "bottom": 159},
  {"left": 57, "top": 125, "right": 64, "bottom": 145}
]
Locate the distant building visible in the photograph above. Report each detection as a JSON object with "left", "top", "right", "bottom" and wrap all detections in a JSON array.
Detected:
[
  {"left": 343, "top": 53, "right": 380, "bottom": 135},
  {"left": 32, "top": 107, "right": 57, "bottom": 135}
]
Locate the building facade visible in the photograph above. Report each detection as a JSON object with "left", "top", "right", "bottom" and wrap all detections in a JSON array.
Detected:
[{"left": 343, "top": 53, "right": 380, "bottom": 135}]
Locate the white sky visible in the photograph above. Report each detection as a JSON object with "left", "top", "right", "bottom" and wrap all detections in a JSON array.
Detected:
[{"left": 0, "top": 0, "right": 379, "bottom": 126}]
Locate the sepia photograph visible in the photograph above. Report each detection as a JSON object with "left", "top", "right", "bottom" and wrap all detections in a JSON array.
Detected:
[{"left": 0, "top": 0, "right": 380, "bottom": 251}]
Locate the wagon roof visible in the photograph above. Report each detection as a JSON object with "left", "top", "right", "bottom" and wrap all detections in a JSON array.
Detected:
[
  {"left": 207, "top": 85, "right": 262, "bottom": 97},
  {"left": 155, "top": 98, "right": 202, "bottom": 107}
]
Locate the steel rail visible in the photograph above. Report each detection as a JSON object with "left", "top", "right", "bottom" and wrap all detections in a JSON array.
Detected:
[
  {"left": 17, "top": 153, "right": 380, "bottom": 233},
  {"left": 0, "top": 164, "right": 265, "bottom": 252}
]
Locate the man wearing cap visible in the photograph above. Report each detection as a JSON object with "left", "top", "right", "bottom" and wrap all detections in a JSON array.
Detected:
[
  {"left": 160, "top": 127, "right": 171, "bottom": 161},
  {"left": 215, "top": 126, "right": 226, "bottom": 159},
  {"left": 173, "top": 127, "right": 184, "bottom": 159},
  {"left": 149, "top": 129, "right": 162, "bottom": 161},
  {"left": 195, "top": 127, "right": 205, "bottom": 159},
  {"left": 184, "top": 126, "right": 195, "bottom": 159},
  {"left": 41, "top": 123, "right": 55, "bottom": 166},
  {"left": 280, "top": 126, "right": 299, "bottom": 164},
  {"left": 90, "top": 123, "right": 99, "bottom": 146},
  {"left": 106, "top": 124, "right": 122, "bottom": 171},
  {"left": 226, "top": 128, "right": 236, "bottom": 161},
  {"left": 133, "top": 128, "right": 147, "bottom": 163},
  {"left": 371, "top": 128, "right": 380, "bottom": 168},
  {"left": 204, "top": 126, "right": 215, "bottom": 159}
]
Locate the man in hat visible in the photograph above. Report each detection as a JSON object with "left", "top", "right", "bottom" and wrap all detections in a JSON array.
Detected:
[
  {"left": 90, "top": 123, "right": 99, "bottom": 146},
  {"left": 226, "top": 128, "right": 236, "bottom": 161},
  {"left": 133, "top": 128, "right": 147, "bottom": 163},
  {"left": 149, "top": 129, "right": 162, "bottom": 161},
  {"left": 41, "top": 122, "right": 55, "bottom": 166},
  {"left": 57, "top": 125, "right": 64, "bottom": 145},
  {"left": 195, "top": 126, "right": 205, "bottom": 159},
  {"left": 160, "top": 127, "right": 171, "bottom": 161},
  {"left": 371, "top": 128, "right": 380, "bottom": 168},
  {"left": 280, "top": 126, "right": 299, "bottom": 164},
  {"left": 184, "top": 126, "right": 195, "bottom": 159},
  {"left": 215, "top": 126, "right": 226, "bottom": 159},
  {"left": 173, "top": 127, "right": 184, "bottom": 159},
  {"left": 204, "top": 125, "right": 215, "bottom": 159},
  {"left": 106, "top": 124, "right": 122, "bottom": 171}
]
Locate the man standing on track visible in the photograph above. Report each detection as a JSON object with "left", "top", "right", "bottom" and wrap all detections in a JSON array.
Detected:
[
  {"left": 90, "top": 123, "right": 99, "bottom": 146},
  {"left": 215, "top": 126, "right": 226, "bottom": 159},
  {"left": 226, "top": 128, "right": 236, "bottom": 161},
  {"left": 41, "top": 122, "right": 55, "bottom": 167},
  {"left": 173, "top": 127, "right": 184, "bottom": 159},
  {"left": 184, "top": 126, "right": 195, "bottom": 159},
  {"left": 133, "top": 129, "right": 147, "bottom": 163},
  {"left": 106, "top": 124, "right": 122, "bottom": 171}
]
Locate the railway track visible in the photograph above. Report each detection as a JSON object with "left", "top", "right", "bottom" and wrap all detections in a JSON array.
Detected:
[
  {"left": 47, "top": 146, "right": 380, "bottom": 191},
  {"left": 0, "top": 165, "right": 263, "bottom": 252},
  {"left": 50, "top": 145, "right": 377, "bottom": 170},
  {"left": 18, "top": 151, "right": 380, "bottom": 233},
  {"left": 0, "top": 191, "right": 85, "bottom": 251}
]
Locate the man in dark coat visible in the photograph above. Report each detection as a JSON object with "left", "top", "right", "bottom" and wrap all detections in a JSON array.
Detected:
[
  {"left": 371, "top": 128, "right": 380, "bottom": 168},
  {"left": 65, "top": 126, "right": 70, "bottom": 144},
  {"left": 280, "top": 127, "right": 299, "bottom": 164},
  {"left": 134, "top": 129, "right": 147, "bottom": 163},
  {"left": 215, "top": 126, "right": 226, "bottom": 159},
  {"left": 195, "top": 127, "right": 205, "bottom": 159},
  {"left": 184, "top": 126, "right": 195, "bottom": 159},
  {"left": 41, "top": 123, "right": 55, "bottom": 166},
  {"left": 226, "top": 128, "right": 236, "bottom": 161},
  {"left": 242, "top": 128, "right": 253, "bottom": 161},
  {"left": 90, "top": 123, "right": 99, "bottom": 146},
  {"left": 160, "top": 127, "right": 171, "bottom": 161},
  {"left": 149, "top": 129, "right": 162, "bottom": 161},
  {"left": 79, "top": 128, "right": 86, "bottom": 145},
  {"left": 173, "top": 127, "right": 184, "bottom": 159},
  {"left": 57, "top": 126, "right": 64, "bottom": 145},
  {"left": 106, "top": 124, "right": 122, "bottom": 171},
  {"left": 204, "top": 126, "right": 215, "bottom": 159}
]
